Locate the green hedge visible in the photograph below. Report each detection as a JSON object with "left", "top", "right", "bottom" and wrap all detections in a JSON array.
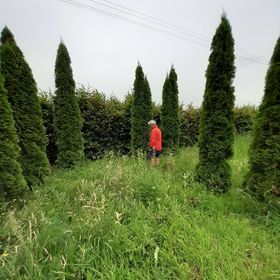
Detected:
[
  {"left": 40, "top": 89, "right": 257, "bottom": 162},
  {"left": 234, "top": 106, "right": 257, "bottom": 134},
  {"left": 179, "top": 105, "right": 257, "bottom": 148},
  {"left": 77, "top": 88, "right": 132, "bottom": 159},
  {"left": 180, "top": 105, "right": 200, "bottom": 147}
]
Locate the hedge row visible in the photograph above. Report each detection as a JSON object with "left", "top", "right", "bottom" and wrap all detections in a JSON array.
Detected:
[{"left": 39, "top": 89, "right": 257, "bottom": 163}]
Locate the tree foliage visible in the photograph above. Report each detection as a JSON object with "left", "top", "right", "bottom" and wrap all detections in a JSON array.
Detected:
[
  {"left": 195, "top": 15, "right": 235, "bottom": 192},
  {"left": 78, "top": 88, "right": 131, "bottom": 159},
  {"left": 0, "top": 27, "right": 50, "bottom": 187},
  {"left": 243, "top": 37, "right": 280, "bottom": 203},
  {"left": 131, "top": 64, "right": 152, "bottom": 154},
  {"left": 53, "top": 42, "right": 84, "bottom": 168},
  {"left": 161, "top": 66, "right": 180, "bottom": 152},
  {"left": 0, "top": 75, "right": 27, "bottom": 201},
  {"left": 234, "top": 106, "right": 257, "bottom": 134},
  {"left": 180, "top": 105, "right": 200, "bottom": 147}
]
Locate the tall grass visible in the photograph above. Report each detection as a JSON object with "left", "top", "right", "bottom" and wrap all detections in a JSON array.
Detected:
[{"left": 0, "top": 135, "right": 279, "bottom": 279}]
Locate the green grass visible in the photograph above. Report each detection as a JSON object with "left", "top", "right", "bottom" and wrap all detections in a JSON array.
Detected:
[{"left": 0, "top": 135, "right": 279, "bottom": 279}]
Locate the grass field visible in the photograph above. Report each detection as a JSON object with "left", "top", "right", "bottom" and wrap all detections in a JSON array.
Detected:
[{"left": 0, "top": 135, "right": 279, "bottom": 279}]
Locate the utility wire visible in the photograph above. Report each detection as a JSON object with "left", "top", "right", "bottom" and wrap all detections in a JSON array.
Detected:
[
  {"left": 59, "top": 0, "right": 209, "bottom": 47},
  {"left": 93, "top": 0, "right": 267, "bottom": 61},
  {"left": 58, "top": 0, "right": 268, "bottom": 64},
  {"left": 86, "top": 0, "right": 210, "bottom": 43}
]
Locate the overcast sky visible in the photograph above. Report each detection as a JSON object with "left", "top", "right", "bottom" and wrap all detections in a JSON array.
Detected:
[{"left": 1, "top": 0, "right": 279, "bottom": 106}]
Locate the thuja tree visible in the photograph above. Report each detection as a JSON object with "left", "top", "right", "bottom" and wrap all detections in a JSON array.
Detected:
[
  {"left": 53, "top": 42, "right": 84, "bottom": 168},
  {"left": 0, "top": 27, "right": 50, "bottom": 187},
  {"left": 161, "top": 66, "right": 180, "bottom": 152},
  {"left": 195, "top": 15, "right": 235, "bottom": 192},
  {"left": 0, "top": 74, "right": 28, "bottom": 201},
  {"left": 131, "top": 63, "right": 152, "bottom": 154},
  {"left": 243, "top": 37, "right": 280, "bottom": 202}
]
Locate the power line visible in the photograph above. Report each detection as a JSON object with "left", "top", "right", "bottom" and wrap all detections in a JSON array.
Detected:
[
  {"left": 58, "top": 0, "right": 267, "bottom": 64},
  {"left": 93, "top": 0, "right": 267, "bottom": 61},
  {"left": 86, "top": 0, "right": 210, "bottom": 43},
  {"left": 59, "top": 0, "right": 209, "bottom": 47}
]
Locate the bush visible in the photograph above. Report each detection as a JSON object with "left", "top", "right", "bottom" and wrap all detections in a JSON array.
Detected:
[
  {"left": 78, "top": 88, "right": 132, "bottom": 159},
  {"left": 180, "top": 105, "right": 200, "bottom": 147},
  {"left": 78, "top": 89, "right": 111, "bottom": 159},
  {"left": 107, "top": 95, "right": 132, "bottom": 155},
  {"left": 234, "top": 106, "right": 257, "bottom": 134}
]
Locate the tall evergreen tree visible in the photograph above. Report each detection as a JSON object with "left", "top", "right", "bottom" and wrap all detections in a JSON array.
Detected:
[
  {"left": 243, "top": 37, "right": 280, "bottom": 202},
  {"left": 54, "top": 42, "right": 84, "bottom": 168},
  {"left": 195, "top": 15, "right": 235, "bottom": 192},
  {"left": 0, "top": 74, "right": 27, "bottom": 201},
  {"left": 0, "top": 27, "right": 50, "bottom": 187},
  {"left": 161, "top": 66, "right": 180, "bottom": 152},
  {"left": 131, "top": 63, "right": 152, "bottom": 154}
]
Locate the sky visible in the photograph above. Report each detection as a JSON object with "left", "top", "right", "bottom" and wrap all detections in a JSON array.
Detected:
[{"left": 1, "top": 0, "right": 279, "bottom": 107}]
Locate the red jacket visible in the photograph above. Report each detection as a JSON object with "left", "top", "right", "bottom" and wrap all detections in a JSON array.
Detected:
[{"left": 149, "top": 125, "right": 162, "bottom": 151}]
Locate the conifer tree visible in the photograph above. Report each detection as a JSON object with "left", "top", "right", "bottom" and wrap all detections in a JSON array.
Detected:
[
  {"left": 195, "top": 15, "right": 235, "bottom": 192},
  {"left": 243, "top": 37, "right": 280, "bottom": 202},
  {"left": 131, "top": 63, "right": 152, "bottom": 153},
  {"left": 0, "top": 74, "right": 27, "bottom": 201},
  {"left": 0, "top": 27, "right": 50, "bottom": 187},
  {"left": 161, "top": 66, "right": 180, "bottom": 152},
  {"left": 53, "top": 42, "right": 84, "bottom": 168}
]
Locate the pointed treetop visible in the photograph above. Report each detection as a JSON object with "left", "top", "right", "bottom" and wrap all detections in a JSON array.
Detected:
[
  {"left": 220, "top": 12, "right": 231, "bottom": 28},
  {"left": 58, "top": 41, "right": 68, "bottom": 52},
  {"left": 56, "top": 41, "right": 72, "bottom": 67},
  {"left": 209, "top": 14, "right": 234, "bottom": 64},
  {"left": 55, "top": 41, "right": 75, "bottom": 90},
  {"left": 135, "top": 63, "right": 144, "bottom": 78},
  {"left": 169, "top": 66, "right": 177, "bottom": 78},
  {"left": 1, "top": 26, "right": 15, "bottom": 44},
  {"left": 221, "top": 10, "right": 227, "bottom": 19}
]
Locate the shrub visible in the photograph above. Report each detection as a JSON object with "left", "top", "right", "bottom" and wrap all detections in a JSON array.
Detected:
[
  {"left": 180, "top": 105, "right": 200, "bottom": 147},
  {"left": 234, "top": 105, "right": 257, "bottom": 134}
]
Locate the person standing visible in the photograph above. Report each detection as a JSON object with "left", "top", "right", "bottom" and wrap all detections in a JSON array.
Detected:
[{"left": 148, "top": 120, "right": 162, "bottom": 166}]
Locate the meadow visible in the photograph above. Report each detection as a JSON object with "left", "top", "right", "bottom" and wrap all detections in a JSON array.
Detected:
[{"left": 0, "top": 135, "right": 279, "bottom": 279}]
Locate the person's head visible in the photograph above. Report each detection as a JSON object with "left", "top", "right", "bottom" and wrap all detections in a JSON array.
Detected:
[{"left": 148, "top": 120, "right": 157, "bottom": 128}]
